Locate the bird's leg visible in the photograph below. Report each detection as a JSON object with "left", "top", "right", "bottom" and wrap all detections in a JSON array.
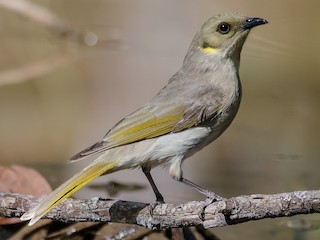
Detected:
[
  {"left": 178, "top": 177, "right": 225, "bottom": 203},
  {"left": 142, "top": 166, "right": 164, "bottom": 203}
]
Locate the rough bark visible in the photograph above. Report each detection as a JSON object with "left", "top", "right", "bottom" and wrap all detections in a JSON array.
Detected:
[{"left": 1, "top": 191, "right": 320, "bottom": 229}]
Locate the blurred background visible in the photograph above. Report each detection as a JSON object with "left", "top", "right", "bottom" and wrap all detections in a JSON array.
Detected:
[{"left": 0, "top": 0, "right": 320, "bottom": 239}]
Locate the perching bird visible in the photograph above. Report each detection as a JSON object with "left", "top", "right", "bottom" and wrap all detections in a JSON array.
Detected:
[{"left": 21, "top": 13, "right": 268, "bottom": 226}]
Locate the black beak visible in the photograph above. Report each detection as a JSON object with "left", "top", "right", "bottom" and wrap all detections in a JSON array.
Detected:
[{"left": 238, "top": 17, "right": 268, "bottom": 31}]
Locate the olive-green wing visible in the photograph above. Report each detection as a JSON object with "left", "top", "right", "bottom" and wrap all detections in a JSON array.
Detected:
[{"left": 70, "top": 103, "right": 219, "bottom": 161}]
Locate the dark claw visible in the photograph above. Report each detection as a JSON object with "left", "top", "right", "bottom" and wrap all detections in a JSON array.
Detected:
[{"left": 148, "top": 200, "right": 165, "bottom": 215}]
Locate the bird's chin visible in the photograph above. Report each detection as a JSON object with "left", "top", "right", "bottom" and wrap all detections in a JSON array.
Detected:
[{"left": 225, "top": 32, "right": 249, "bottom": 57}]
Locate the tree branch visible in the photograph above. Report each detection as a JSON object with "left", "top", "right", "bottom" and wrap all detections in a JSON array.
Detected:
[{"left": 1, "top": 191, "right": 320, "bottom": 229}]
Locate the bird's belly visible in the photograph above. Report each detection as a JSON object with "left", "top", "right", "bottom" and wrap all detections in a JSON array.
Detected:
[
  {"left": 100, "top": 127, "right": 210, "bottom": 170},
  {"left": 147, "top": 127, "right": 211, "bottom": 163}
]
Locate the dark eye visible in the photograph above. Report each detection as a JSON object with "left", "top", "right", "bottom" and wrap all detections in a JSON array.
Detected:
[{"left": 217, "top": 22, "right": 230, "bottom": 34}]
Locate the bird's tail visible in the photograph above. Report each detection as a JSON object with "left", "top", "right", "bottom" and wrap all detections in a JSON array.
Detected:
[{"left": 20, "top": 158, "right": 119, "bottom": 226}]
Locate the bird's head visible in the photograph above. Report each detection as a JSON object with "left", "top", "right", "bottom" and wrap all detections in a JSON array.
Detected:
[{"left": 187, "top": 13, "right": 268, "bottom": 64}]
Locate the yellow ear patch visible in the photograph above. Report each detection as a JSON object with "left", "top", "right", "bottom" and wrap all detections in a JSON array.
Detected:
[{"left": 200, "top": 46, "right": 218, "bottom": 54}]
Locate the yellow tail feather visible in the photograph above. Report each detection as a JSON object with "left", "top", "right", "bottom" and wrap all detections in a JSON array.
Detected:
[{"left": 21, "top": 159, "right": 118, "bottom": 226}]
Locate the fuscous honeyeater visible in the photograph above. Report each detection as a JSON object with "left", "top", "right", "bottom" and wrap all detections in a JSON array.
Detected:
[{"left": 21, "top": 13, "right": 268, "bottom": 225}]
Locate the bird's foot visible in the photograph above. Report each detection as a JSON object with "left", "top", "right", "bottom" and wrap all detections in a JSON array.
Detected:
[
  {"left": 199, "top": 190, "right": 226, "bottom": 209},
  {"left": 148, "top": 199, "right": 165, "bottom": 215},
  {"left": 179, "top": 177, "right": 225, "bottom": 206}
]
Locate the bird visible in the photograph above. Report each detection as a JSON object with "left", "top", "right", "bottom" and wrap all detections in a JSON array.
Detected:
[{"left": 21, "top": 13, "right": 268, "bottom": 226}]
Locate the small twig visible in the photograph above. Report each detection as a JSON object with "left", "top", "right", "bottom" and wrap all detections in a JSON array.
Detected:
[
  {"left": 1, "top": 190, "right": 320, "bottom": 229},
  {"left": 0, "top": 0, "right": 73, "bottom": 36},
  {"left": 0, "top": 54, "right": 78, "bottom": 87}
]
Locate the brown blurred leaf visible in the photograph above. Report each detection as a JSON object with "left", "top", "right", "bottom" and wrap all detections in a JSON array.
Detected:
[{"left": 0, "top": 165, "right": 52, "bottom": 225}]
